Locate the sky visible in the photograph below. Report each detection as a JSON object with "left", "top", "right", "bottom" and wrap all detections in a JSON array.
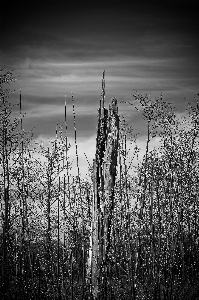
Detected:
[{"left": 1, "top": 0, "right": 199, "bottom": 179}]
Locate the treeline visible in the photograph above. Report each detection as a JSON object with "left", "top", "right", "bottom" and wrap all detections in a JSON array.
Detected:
[{"left": 0, "top": 67, "right": 199, "bottom": 299}]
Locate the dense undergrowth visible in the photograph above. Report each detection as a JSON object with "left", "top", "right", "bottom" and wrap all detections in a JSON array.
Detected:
[{"left": 0, "top": 68, "right": 199, "bottom": 299}]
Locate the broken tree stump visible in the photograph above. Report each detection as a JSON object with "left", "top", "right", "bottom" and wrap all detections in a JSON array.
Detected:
[{"left": 90, "top": 71, "right": 119, "bottom": 299}]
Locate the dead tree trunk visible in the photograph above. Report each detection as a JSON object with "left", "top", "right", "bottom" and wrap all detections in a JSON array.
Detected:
[{"left": 91, "top": 71, "right": 119, "bottom": 299}]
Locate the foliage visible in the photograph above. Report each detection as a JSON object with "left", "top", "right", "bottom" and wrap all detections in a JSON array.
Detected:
[{"left": 0, "top": 68, "right": 199, "bottom": 299}]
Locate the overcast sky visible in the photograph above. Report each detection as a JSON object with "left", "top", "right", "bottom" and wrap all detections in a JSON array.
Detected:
[{"left": 1, "top": 0, "right": 199, "bottom": 178}]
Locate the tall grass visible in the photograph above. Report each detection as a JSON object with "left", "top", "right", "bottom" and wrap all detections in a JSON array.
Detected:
[{"left": 0, "top": 67, "right": 199, "bottom": 299}]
